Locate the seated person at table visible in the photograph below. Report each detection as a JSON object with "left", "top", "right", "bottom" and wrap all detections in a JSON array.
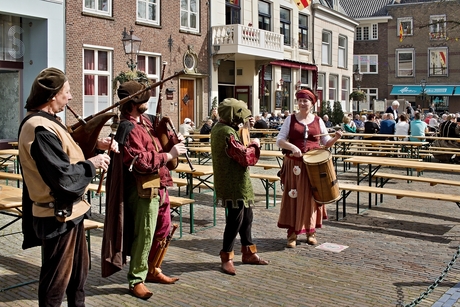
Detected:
[
  {"left": 432, "top": 115, "right": 460, "bottom": 162},
  {"left": 394, "top": 113, "right": 410, "bottom": 141},
  {"left": 269, "top": 112, "right": 281, "bottom": 129},
  {"left": 251, "top": 115, "right": 269, "bottom": 138},
  {"left": 342, "top": 115, "right": 356, "bottom": 134},
  {"left": 406, "top": 101, "right": 415, "bottom": 120},
  {"left": 409, "top": 112, "right": 428, "bottom": 141},
  {"left": 364, "top": 114, "right": 380, "bottom": 138},
  {"left": 353, "top": 114, "right": 364, "bottom": 130},
  {"left": 179, "top": 118, "right": 195, "bottom": 143},
  {"left": 322, "top": 115, "right": 333, "bottom": 129},
  {"left": 378, "top": 113, "right": 396, "bottom": 136},
  {"left": 199, "top": 118, "right": 213, "bottom": 143},
  {"left": 428, "top": 114, "right": 440, "bottom": 133}
]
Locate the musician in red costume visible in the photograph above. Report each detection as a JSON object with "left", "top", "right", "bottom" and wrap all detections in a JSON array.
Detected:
[
  {"left": 276, "top": 88, "right": 342, "bottom": 248},
  {"left": 101, "top": 81, "right": 187, "bottom": 300}
]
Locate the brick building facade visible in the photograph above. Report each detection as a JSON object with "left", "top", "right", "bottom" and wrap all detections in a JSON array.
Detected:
[{"left": 65, "top": 0, "right": 210, "bottom": 130}]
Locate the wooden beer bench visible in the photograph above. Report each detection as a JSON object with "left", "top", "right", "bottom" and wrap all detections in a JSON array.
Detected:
[
  {"left": 250, "top": 173, "right": 280, "bottom": 209},
  {"left": 169, "top": 195, "right": 195, "bottom": 239},
  {"left": 83, "top": 219, "right": 104, "bottom": 269},
  {"left": 336, "top": 183, "right": 460, "bottom": 221}
]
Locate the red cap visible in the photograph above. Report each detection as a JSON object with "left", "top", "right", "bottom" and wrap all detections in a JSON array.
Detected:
[{"left": 295, "top": 89, "right": 317, "bottom": 104}]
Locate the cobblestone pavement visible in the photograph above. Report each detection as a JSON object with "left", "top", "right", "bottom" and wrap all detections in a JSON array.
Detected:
[{"left": 2, "top": 156, "right": 460, "bottom": 307}]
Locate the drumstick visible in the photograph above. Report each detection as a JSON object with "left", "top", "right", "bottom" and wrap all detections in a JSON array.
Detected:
[
  {"left": 313, "top": 133, "right": 334, "bottom": 137},
  {"left": 314, "top": 129, "right": 342, "bottom": 138}
]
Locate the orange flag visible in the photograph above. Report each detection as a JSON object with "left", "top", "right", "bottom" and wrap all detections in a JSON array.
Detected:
[
  {"left": 399, "top": 23, "right": 404, "bottom": 42},
  {"left": 296, "top": 0, "right": 311, "bottom": 10}
]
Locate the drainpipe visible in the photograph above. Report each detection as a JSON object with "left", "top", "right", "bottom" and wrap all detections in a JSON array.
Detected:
[{"left": 207, "top": 1, "right": 213, "bottom": 115}]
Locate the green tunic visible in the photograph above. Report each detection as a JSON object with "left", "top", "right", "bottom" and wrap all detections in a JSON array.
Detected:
[{"left": 211, "top": 123, "right": 255, "bottom": 208}]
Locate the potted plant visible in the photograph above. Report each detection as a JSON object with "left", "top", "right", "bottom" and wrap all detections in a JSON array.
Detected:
[
  {"left": 112, "top": 70, "right": 149, "bottom": 92},
  {"left": 349, "top": 90, "right": 365, "bottom": 101}
]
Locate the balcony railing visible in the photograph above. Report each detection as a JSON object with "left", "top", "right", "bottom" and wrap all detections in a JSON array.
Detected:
[{"left": 211, "top": 24, "right": 284, "bottom": 60}]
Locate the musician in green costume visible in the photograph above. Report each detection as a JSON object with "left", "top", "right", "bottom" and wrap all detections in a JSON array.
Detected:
[{"left": 211, "top": 98, "right": 269, "bottom": 275}]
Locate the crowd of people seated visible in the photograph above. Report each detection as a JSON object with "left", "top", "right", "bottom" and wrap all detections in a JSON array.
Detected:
[{"left": 325, "top": 103, "right": 460, "bottom": 163}]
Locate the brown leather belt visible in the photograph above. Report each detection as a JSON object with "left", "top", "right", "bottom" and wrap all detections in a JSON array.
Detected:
[{"left": 34, "top": 196, "right": 85, "bottom": 208}]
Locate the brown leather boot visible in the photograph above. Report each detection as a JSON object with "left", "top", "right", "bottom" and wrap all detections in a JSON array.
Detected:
[
  {"left": 129, "top": 282, "right": 153, "bottom": 300},
  {"left": 146, "top": 272, "right": 179, "bottom": 284},
  {"left": 219, "top": 250, "right": 236, "bottom": 275},
  {"left": 241, "top": 245, "right": 269, "bottom": 265},
  {"left": 307, "top": 233, "right": 317, "bottom": 245}
]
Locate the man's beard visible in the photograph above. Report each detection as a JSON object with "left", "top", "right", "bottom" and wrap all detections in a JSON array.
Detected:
[{"left": 136, "top": 104, "right": 148, "bottom": 114}]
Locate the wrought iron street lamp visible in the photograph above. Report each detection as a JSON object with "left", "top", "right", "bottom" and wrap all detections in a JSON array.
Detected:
[
  {"left": 420, "top": 78, "right": 427, "bottom": 104},
  {"left": 353, "top": 67, "right": 363, "bottom": 113},
  {"left": 353, "top": 67, "right": 363, "bottom": 91},
  {"left": 122, "top": 27, "right": 142, "bottom": 71}
]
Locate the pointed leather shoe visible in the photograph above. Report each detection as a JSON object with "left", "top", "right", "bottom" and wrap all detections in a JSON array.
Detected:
[
  {"left": 129, "top": 282, "right": 153, "bottom": 300},
  {"left": 145, "top": 272, "right": 179, "bottom": 284},
  {"left": 220, "top": 250, "right": 236, "bottom": 275}
]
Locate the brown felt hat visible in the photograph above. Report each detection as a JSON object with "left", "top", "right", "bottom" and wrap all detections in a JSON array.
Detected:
[
  {"left": 117, "top": 81, "right": 150, "bottom": 104},
  {"left": 25, "top": 67, "right": 67, "bottom": 110}
]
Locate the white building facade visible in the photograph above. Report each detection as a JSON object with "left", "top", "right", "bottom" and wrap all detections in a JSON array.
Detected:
[
  {"left": 0, "top": 0, "right": 65, "bottom": 141},
  {"left": 210, "top": 0, "right": 358, "bottom": 116}
]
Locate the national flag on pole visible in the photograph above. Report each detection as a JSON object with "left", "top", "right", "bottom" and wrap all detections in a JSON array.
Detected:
[
  {"left": 399, "top": 23, "right": 404, "bottom": 42},
  {"left": 296, "top": 0, "right": 311, "bottom": 10}
]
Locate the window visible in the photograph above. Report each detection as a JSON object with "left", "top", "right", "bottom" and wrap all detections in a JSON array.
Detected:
[
  {"left": 317, "top": 74, "right": 324, "bottom": 90},
  {"left": 397, "top": 17, "right": 413, "bottom": 39},
  {"left": 338, "top": 35, "right": 347, "bottom": 68},
  {"left": 429, "top": 47, "right": 448, "bottom": 76},
  {"left": 258, "top": 1, "right": 271, "bottom": 31},
  {"left": 83, "top": 48, "right": 112, "bottom": 118},
  {"left": 341, "top": 77, "right": 349, "bottom": 102},
  {"left": 355, "top": 24, "right": 378, "bottom": 41},
  {"left": 137, "top": 0, "right": 159, "bottom": 25},
  {"left": 353, "top": 55, "right": 378, "bottom": 74},
  {"left": 298, "top": 14, "right": 308, "bottom": 50},
  {"left": 137, "top": 54, "right": 161, "bottom": 110},
  {"left": 84, "top": 0, "right": 110, "bottom": 16},
  {"left": 396, "top": 49, "right": 414, "bottom": 77},
  {"left": 328, "top": 74, "right": 337, "bottom": 102},
  {"left": 280, "top": 7, "right": 291, "bottom": 46},
  {"left": 260, "top": 65, "right": 272, "bottom": 112},
  {"left": 430, "top": 15, "right": 446, "bottom": 40},
  {"left": 321, "top": 31, "right": 332, "bottom": 65},
  {"left": 180, "top": 0, "right": 199, "bottom": 32},
  {"left": 281, "top": 67, "right": 291, "bottom": 112},
  {"left": 300, "top": 69, "right": 308, "bottom": 85},
  {"left": 225, "top": 0, "right": 240, "bottom": 25}
]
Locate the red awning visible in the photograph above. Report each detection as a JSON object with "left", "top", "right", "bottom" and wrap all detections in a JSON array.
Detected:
[{"left": 270, "top": 60, "right": 317, "bottom": 71}]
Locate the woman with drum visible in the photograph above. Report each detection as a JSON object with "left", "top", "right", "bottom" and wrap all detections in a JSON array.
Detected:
[{"left": 276, "top": 88, "right": 342, "bottom": 248}]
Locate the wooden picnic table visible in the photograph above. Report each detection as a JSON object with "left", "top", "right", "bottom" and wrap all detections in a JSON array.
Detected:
[
  {"left": 173, "top": 163, "right": 215, "bottom": 234},
  {"left": 0, "top": 149, "right": 20, "bottom": 174},
  {"left": 8, "top": 141, "right": 18, "bottom": 148},
  {"left": 334, "top": 139, "right": 428, "bottom": 159},
  {"left": 342, "top": 155, "right": 460, "bottom": 212},
  {"left": 0, "top": 185, "right": 22, "bottom": 231}
]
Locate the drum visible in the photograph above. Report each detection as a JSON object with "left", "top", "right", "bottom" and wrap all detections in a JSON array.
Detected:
[{"left": 302, "top": 149, "right": 340, "bottom": 204}]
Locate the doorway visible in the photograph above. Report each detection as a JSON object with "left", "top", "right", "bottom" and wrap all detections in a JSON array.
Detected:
[
  {"left": 0, "top": 70, "right": 21, "bottom": 139},
  {"left": 179, "top": 79, "right": 195, "bottom": 124}
]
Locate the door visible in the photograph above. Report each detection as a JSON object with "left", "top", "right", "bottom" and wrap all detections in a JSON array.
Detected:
[
  {"left": 0, "top": 70, "right": 21, "bottom": 140},
  {"left": 235, "top": 86, "right": 251, "bottom": 111},
  {"left": 179, "top": 79, "right": 195, "bottom": 125}
]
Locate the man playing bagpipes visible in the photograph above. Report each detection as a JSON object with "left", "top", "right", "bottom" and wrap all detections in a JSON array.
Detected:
[{"left": 101, "top": 81, "right": 188, "bottom": 300}]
